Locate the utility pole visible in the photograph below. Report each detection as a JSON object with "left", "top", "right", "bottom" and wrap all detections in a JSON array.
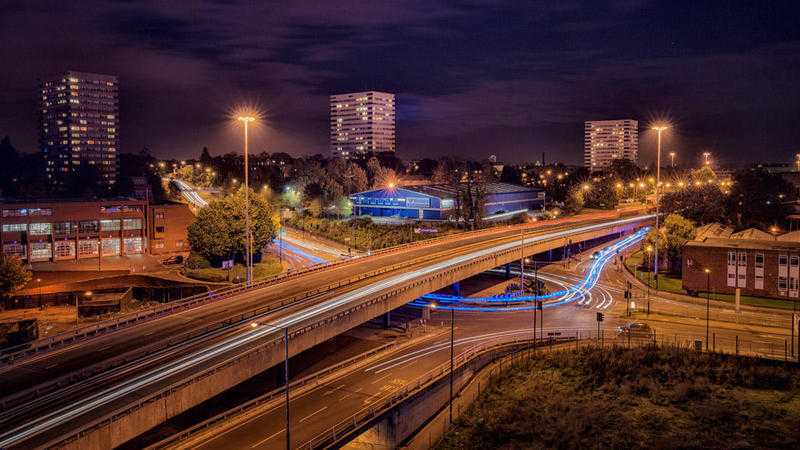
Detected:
[
  {"left": 284, "top": 327, "right": 290, "bottom": 450},
  {"left": 449, "top": 307, "right": 455, "bottom": 423}
]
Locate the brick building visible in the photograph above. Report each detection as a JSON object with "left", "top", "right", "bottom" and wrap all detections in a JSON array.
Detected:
[
  {"left": 0, "top": 199, "right": 192, "bottom": 262},
  {"left": 683, "top": 223, "right": 800, "bottom": 300}
]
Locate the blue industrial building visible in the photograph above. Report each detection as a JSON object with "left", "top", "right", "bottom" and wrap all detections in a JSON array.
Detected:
[{"left": 349, "top": 182, "right": 545, "bottom": 221}]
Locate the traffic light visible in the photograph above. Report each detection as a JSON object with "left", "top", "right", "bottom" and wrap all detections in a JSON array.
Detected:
[{"left": 596, "top": 312, "right": 604, "bottom": 322}]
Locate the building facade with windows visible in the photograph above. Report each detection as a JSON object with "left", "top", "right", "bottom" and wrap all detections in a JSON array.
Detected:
[
  {"left": 682, "top": 224, "right": 800, "bottom": 300},
  {"left": 0, "top": 199, "right": 192, "bottom": 262},
  {"left": 40, "top": 71, "right": 119, "bottom": 186},
  {"left": 584, "top": 119, "right": 638, "bottom": 170},
  {"left": 349, "top": 182, "right": 545, "bottom": 221},
  {"left": 330, "top": 91, "right": 395, "bottom": 158}
]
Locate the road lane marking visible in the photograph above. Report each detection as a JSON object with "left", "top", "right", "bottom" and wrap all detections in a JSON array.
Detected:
[
  {"left": 250, "top": 428, "right": 285, "bottom": 448},
  {"left": 370, "top": 373, "right": 391, "bottom": 384},
  {"left": 299, "top": 406, "right": 327, "bottom": 423},
  {"left": 322, "top": 384, "right": 345, "bottom": 396}
]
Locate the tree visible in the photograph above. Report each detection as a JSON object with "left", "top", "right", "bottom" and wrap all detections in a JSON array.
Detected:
[
  {"left": 582, "top": 180, "right": 619, "bottom": 209},
  {"left": 366, "top": 157, "right": 382, "bottom": 186},
  {"left": 0, "top": 256, "right": 32, "bottom": 297},
  {"left": 199, "top": 147, "right": 213, "bottom": 167},
  {"left": 608, "top": 159, "right": 642, "bottom": 181},
  {"left": 344, "top": 163, "right": 369, "bottom": 193},
  {"left": 282, "top": 185, "right": 303, "bottom": 209},
  {"left": 187, "top": 188, "right": 277, "bottom": 264},
  {"left": 691, "top": 165, "right": 717, "bottom": 182},
  {"left": 661, "top": 214, "right": 696, "bottom": 274},
  {"left": 306, "top": 197, "right": 323, "bottom": 217},
  {"left": 565, "top": 186, "right": 585, "bottom": 212},
  {"left": 727, "top": 168, "right": 794, "bottom": 229},
  {"left": 661, "top": 184, "right": 726, "bottom": 224},
  {"left": 500, "top": 165, "right": 521, "bottom": 184},
  {"left": 334, "top": 196, "right": 353, "bottom": 217}
]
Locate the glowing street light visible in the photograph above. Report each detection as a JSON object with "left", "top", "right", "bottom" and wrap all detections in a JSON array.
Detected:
[
  {"left": 236, "top": 113, "right": 257, "bottom": 286},
  {"left": 651, "top": 123, "right": 670, "bottom": 290},
  {"left": 669, "top": 151, "right": 676, "bottom": 168},
  {"left": 702, "top": 151, "right": 711, "bottom": 166}
]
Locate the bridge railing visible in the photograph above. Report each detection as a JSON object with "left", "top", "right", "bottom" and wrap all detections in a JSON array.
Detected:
[
  {"left": 0, "top": 212, "right": 650, "bottom": 366},
  {"left": 27, "top": 217, "right": 652, "bottom": 449}
]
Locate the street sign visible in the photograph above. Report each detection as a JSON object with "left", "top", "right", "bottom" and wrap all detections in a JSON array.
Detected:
[
  {"left": 596, "top": 312, "right": 604, "bottom": 322},
  {"left": 222, "top": 259, "right": 234, "bottom": 270}
]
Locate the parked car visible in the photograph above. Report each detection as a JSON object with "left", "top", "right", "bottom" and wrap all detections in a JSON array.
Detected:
[
  {"left": 616, "top": 322, "right": 653, "bottom": 337},
  {"left": 161, "top": 255, "right": 184, "bottom": 265}
]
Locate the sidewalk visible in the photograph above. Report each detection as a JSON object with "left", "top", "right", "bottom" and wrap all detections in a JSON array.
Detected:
[{"left": 619, "top": 254, "right": 795, "bottom": 329}]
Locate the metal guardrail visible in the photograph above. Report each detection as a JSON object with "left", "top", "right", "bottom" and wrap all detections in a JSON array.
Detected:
[
  {"left": 1, "top": 210, "right": 643, "bottom": 366},
  {"left": 145, "top": 341, "right": 398, "bottom": 449},
  {"left": 300, "top": 326, "right": 798, "bottom": 450},
  {"left": 298, "top": 335, "right": 572, "bottom": 450},
  {"left": 35, "top": 215, "right": 655, "bottom": 449}
]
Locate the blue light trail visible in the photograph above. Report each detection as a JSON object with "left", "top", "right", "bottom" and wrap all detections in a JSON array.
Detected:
[{"left": 409, "top": 227, "right": 648, "bottom": 312}]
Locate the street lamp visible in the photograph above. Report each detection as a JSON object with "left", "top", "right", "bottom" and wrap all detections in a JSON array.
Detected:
[
  {"left": 431, "top": 302, "right": 455, "bottom": 423},
  {"left": 35, "top": 278, "right": 42, "bottom": 309},
  {"left": 702, "top": 151, "right": 711, "bottom": 166},
  {"left": 669, "top": 151, "right": 676, "bottom": 168},
  {"left": 704, "top": 268, "right": 711, "bottom": 350},
  {"left": 237, "top": 114, "right": 256, "bottom": 286},
  {"left": 651, "top": 124, "right": 669, "bottom": 291}
]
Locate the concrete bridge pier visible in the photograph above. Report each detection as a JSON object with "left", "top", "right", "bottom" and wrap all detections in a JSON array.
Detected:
[
  {"left": 451, "top": 282, "right": 461, "bottom": 297},
  {"left": 505, "top": 263, "right": 511, "bottom": 278},
  {"left": 382, "top": 311, "right": 392, "bottom": 329}
]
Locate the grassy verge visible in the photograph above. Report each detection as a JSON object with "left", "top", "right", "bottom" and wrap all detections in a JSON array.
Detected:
[
  {"left": 625, "top": 250, "right": 798, "bottom": 310},
  {"left": 286, "top": 216, "right": 463, "bottom": 251},
  {"left": 438, "top": 346, "right": 800, "bottom": 449},
  {"left": 183, "top": 257, "right": 283, "bottom": 283}
]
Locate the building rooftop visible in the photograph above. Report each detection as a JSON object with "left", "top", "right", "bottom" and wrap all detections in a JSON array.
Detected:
[
  {"left": 687, "top": 223, "right": 800, "bottom": 250},
  {"left": 404, "top": 182, "right": 541, "bottom": 199}
]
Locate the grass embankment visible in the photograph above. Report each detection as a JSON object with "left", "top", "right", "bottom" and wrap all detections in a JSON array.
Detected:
[
  {"left": 439, "top": 346, "right": 800, "bottom": 449},
  {"left": 625, "top": 250, "right": 797, "bottom": 310},
  {"left": 286, "top": 217, "right": 463, "bottom": 251},
  {"left": 183, "top": 257, "right": 283, "bottom": 283}
]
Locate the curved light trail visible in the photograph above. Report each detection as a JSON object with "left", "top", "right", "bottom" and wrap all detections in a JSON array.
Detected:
[
  {"left": 0, "top": 215, "right": 651, "bottom": 448},
  {"left": 409, "top": 227, "right": 647, "bottom": 312}
]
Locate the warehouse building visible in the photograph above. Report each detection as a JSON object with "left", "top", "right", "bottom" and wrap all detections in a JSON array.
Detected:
[
  {"left": 349, "top": 182, "right": 545, "bottom": 221},
  {"left": 0, "top": 199, "right": 193, "bottom": 262}
]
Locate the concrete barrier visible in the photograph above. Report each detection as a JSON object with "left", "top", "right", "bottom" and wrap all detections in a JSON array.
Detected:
[{"left": 45, "top": 220, "right": 647, "bottom": 450}]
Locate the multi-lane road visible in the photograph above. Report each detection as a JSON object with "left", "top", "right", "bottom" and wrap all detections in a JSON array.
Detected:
[
  {"left": 0, "top": 211, "right": 647, "bottom": 449},
  {"left": 158, "top": 229, "right": 797, "bottom": 449}
]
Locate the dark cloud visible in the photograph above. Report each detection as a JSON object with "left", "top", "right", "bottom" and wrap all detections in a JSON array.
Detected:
[{"left": 0, "top": 0, "right": 799, "bottom": 166}]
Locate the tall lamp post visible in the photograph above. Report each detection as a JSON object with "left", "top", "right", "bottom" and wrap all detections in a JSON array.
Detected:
[
  {"left": 704, "top": 268, "right": 711, "bottom": 350},
  {"left": 237, "top": 115, "right": 256, "bottom": 286},
  {"left": 669, "top": 151, "right": 676, "bottom": 168},
  {"left": 651, "top": 125, "right": 669, "bottom": 290},
  {"left": 431, "top": 302, "right": 455, "bottom": 423}
]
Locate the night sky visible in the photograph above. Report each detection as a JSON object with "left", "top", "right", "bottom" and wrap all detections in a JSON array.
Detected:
[{"left": 2, "top": 1, "right": 799, "bottom": 166}]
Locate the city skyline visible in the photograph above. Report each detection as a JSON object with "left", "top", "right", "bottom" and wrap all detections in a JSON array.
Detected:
[{"left": 1, "top": 2, "right": 799, "bottom": 166}]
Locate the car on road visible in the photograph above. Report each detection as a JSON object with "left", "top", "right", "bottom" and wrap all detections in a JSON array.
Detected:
[
  {"left": 161, "top": 255, "right": 184, "bottom": 265},
  {"left": 616, "top": 322, "right": 653, "bottom": 337}
]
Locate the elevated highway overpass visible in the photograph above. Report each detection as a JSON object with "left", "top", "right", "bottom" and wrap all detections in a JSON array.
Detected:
[{"left": 0, "top": 211, "right": 652, "bottom": 449}]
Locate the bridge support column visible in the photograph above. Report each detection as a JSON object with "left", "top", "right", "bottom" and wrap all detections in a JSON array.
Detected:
[
  {"left": 505, "top": 263, "right": 511, "bottom": 279},
  {"left": 451, "top": 282, "right": 461, "bottom": 297},
  {"left": 382, "top": 311, "right": 391, "bottom": 329}
]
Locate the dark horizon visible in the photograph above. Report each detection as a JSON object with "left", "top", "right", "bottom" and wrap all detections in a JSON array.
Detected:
[{"left": 2, "top": 1, "right": 799, "bottom": 166}]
